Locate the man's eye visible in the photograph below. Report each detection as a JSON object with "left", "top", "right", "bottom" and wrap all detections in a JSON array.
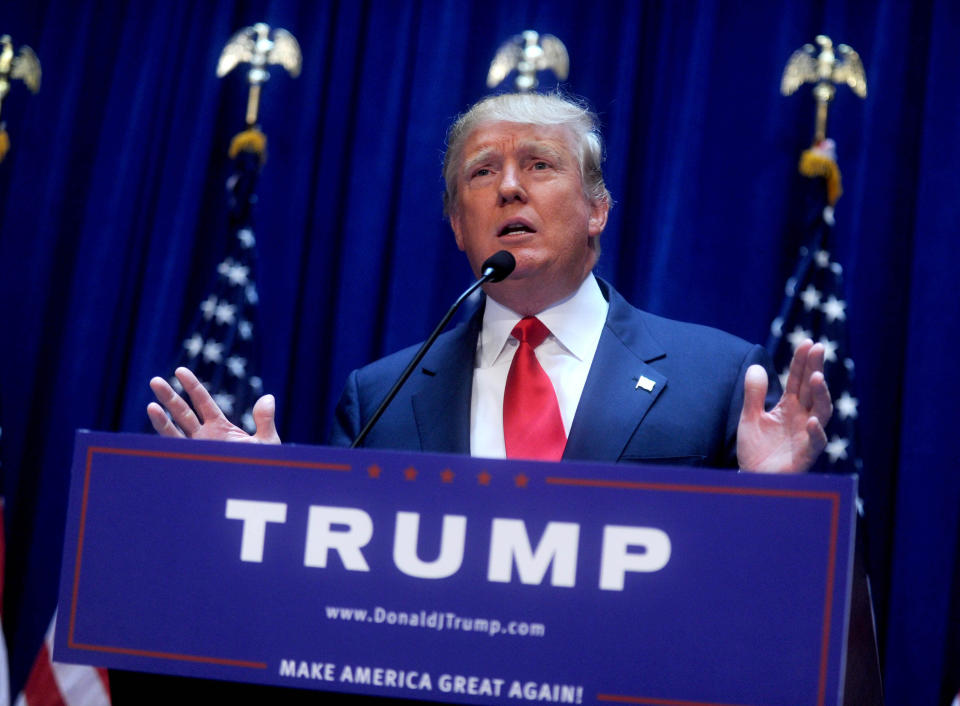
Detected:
[
  {"left": 472, "top": 168, "right": 491, "bottom": 178},
  {"left": 532, "top": 161, "right": 550, "bottom": 170}
]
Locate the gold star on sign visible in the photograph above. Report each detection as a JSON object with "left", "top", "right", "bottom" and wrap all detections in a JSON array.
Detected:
[
  {"left": 514, "top": 473, "right": 529, "bottom": 488},
  {"left": 477, "top": 471, "right": 492, "bottom": 486},
  {"left": 367, "top": 464, "right": 381, "bottom": 478},
  {"left": 440, "top": 468, "right": 455, "bottom": 483},
  {"left": 403, "top": 466, "right": 418, "bottom": 481}
]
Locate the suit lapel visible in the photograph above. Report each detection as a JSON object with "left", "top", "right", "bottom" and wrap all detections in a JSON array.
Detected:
[
  {"left": 410, "top": 306, "right": 482, "bottom": 455},
  {"left": 563, "top": 283, "right": 668, "bottom": 462}
]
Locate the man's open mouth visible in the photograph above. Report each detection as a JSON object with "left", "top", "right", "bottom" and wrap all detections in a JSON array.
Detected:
[{"left": 498, "top": 222, "right": 536, "bottom": 236}]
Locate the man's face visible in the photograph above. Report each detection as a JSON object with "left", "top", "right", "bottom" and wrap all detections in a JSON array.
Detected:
[{"left": 449, "top": 121, "right": 608, "bottom": 314}]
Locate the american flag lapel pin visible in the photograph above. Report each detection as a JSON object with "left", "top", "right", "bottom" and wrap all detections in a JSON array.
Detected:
[{"left": 636, "top": 375, "right": 656, "bottom": 392}]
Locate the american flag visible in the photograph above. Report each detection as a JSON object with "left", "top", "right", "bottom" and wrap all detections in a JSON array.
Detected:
[
  {"left": 767, "top": 139, "right": 863, "bottom": 489},
  {"left": 13, "top": 615, "right": 109, "bottom": 706},
  {"left": 166, "top": 141, "right": 265, "bottom": 431}
]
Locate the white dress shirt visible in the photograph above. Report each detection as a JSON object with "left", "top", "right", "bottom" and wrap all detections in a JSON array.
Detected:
[{"left": 470, "top": 273, "right": 609, "bottom": 458}]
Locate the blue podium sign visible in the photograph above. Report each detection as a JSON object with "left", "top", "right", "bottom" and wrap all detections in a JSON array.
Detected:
[{"left": 56, "top": 431, "right": 856, "bottom": 705}]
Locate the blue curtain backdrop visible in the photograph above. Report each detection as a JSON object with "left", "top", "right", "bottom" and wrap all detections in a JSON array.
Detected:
[{"left": 1, "top": 0, "right": 957, "bottom": 702}]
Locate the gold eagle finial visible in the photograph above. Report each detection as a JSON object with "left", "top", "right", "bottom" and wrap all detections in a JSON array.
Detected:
[
  {"left": 217, "top": 23, "right": 301, "bottom": 128},
  {"left": 781, "top": 35, "right": 866, "bottom": 143},
  {"left": 0, "top": 34, "right": 42, "bottom": 162},
  {"left": 487, "top": 31, "right": 569, "bottom": 92}
]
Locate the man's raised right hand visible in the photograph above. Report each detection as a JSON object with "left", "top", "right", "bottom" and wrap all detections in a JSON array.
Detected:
[{"left": 147, "top": 367, "right": 280, "bottom": 444}]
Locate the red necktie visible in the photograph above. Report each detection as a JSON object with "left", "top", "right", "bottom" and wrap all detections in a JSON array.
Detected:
[{"left": 503, "top": 317, "right": 567, "bottom": 461}]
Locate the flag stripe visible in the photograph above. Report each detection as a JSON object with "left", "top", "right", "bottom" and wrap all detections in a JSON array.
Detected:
[
  {"left": 49, "top": 662, "right": 109, "bottom": 706},
  {"left": 0, "top": 625, "right": 8, "bottom": 706},
  {"left": 15, "top": 641, "right": 62, "bottom": 706},
  {"left": 15, "top": 618, "right": 108, "bottom": 706},
  {"left": 1, "top": 497, "right": 9, "bottom": 706}
]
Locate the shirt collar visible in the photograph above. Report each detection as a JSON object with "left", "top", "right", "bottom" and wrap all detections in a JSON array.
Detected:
[{"left": 476, "top": 273, "right": 609, "bottom": 368}]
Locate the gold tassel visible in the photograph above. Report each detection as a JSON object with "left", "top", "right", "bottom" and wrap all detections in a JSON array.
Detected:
[
  {"left": 228, "top": 127, "right": 267, "bottom": 165},
  {"left": 0, "top": 127, "right": 9, "bottom": 164},
  {"left": 798, "top": 148, "right": 842, "bottom": 206}
]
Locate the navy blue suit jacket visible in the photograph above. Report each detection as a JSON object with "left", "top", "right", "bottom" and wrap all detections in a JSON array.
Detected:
[{"left": 330, "top": 280, "right": 779, "bottom": 468}]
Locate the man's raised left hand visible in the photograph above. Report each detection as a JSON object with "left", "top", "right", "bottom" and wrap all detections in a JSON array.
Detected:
[{"left": 736, "top": 339, "right": 833, "bottom": 473}]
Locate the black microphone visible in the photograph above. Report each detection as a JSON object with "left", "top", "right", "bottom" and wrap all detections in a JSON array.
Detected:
[
  {"left": 480, "top": 249, "right": 516, "bottom": 283},
  {"left": 351, "top": 250, "right": 516, "bottom": 448}
]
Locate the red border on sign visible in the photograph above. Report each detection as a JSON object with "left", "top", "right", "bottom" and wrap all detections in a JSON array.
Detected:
[
  {"left": 66, "top": 444, "right": 845, "bottom": 705},
  {"left": 67, "top": 446, "right": 352, "bottom": 669},
  {"left": 595, "top": 694, "right": 748, "bottom": 706}
]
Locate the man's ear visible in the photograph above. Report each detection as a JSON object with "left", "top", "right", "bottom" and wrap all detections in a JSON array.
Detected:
[{"left": 588, "top": 197, "right": 610, "bottom": 238}]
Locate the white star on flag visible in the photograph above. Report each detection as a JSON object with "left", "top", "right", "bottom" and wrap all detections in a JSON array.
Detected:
[
  {"left": 824, "top": 435, "right": 850, "bottom": 462},
  {"left": 242, "top": 411, "right": 255, "bottom": 433},
  {"left": 183, "top": 333, "right": 203, "bottom": 358},
  {"left": 238, "top": 320, "right": 253, "bottom": 340},
  {"left": 821, "top": 295, "right": 847, "bottom": 323},
  {"left": 246, "top": 284, "right": 258, "bottom": 305},
  {"left": 226, "top": 356, "right": 247, "bottom": 377},
  {"left": 214, "top": 301, "right": 237, "bottom": 325},
  {"left": 818, "top": 336, "right": 839, "bottom": 363},
  {"left": 787, "top": 325, "right": 812, "bottom": 351},
  {"left": 785, "top": 277, "right": 797, "bottom": 296},
  {"left": 217, "top": 260, "right": 250, "bottom": 286},
  {"left": 770, "top": 317, "right": 783, "bottom": 337},
  {"left": 237, "top": 228, "right": 256, "bottom": 248},
  {"left": 250, "top": 376, "right": 263, "bottom": 393},
  {"left": 800, "top": 284, "right": 822, "bottom": 311},
  {"left": 200, "top": 295, "right": 218, "bottom": 320},
  {"left": 836, "top": 391, "right": 859, "bottom": 420},
  {"left": 213, "top": 392, "right": 235, "bottom": 415},
  {"left": 815, "top": 249, "right": 831, "bottom": 267},
  {"left": 202, "top": 340, "right": 224, "bottom": 363}
]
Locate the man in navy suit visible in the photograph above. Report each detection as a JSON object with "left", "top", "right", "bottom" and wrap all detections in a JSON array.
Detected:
[{"left": 148, "top": 92, "right": 832, "bottom": 473}]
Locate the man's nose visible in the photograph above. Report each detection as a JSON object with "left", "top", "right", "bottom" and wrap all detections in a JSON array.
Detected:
[{"left": 497, "top": 164, "right": 526, "bottom": 204}]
